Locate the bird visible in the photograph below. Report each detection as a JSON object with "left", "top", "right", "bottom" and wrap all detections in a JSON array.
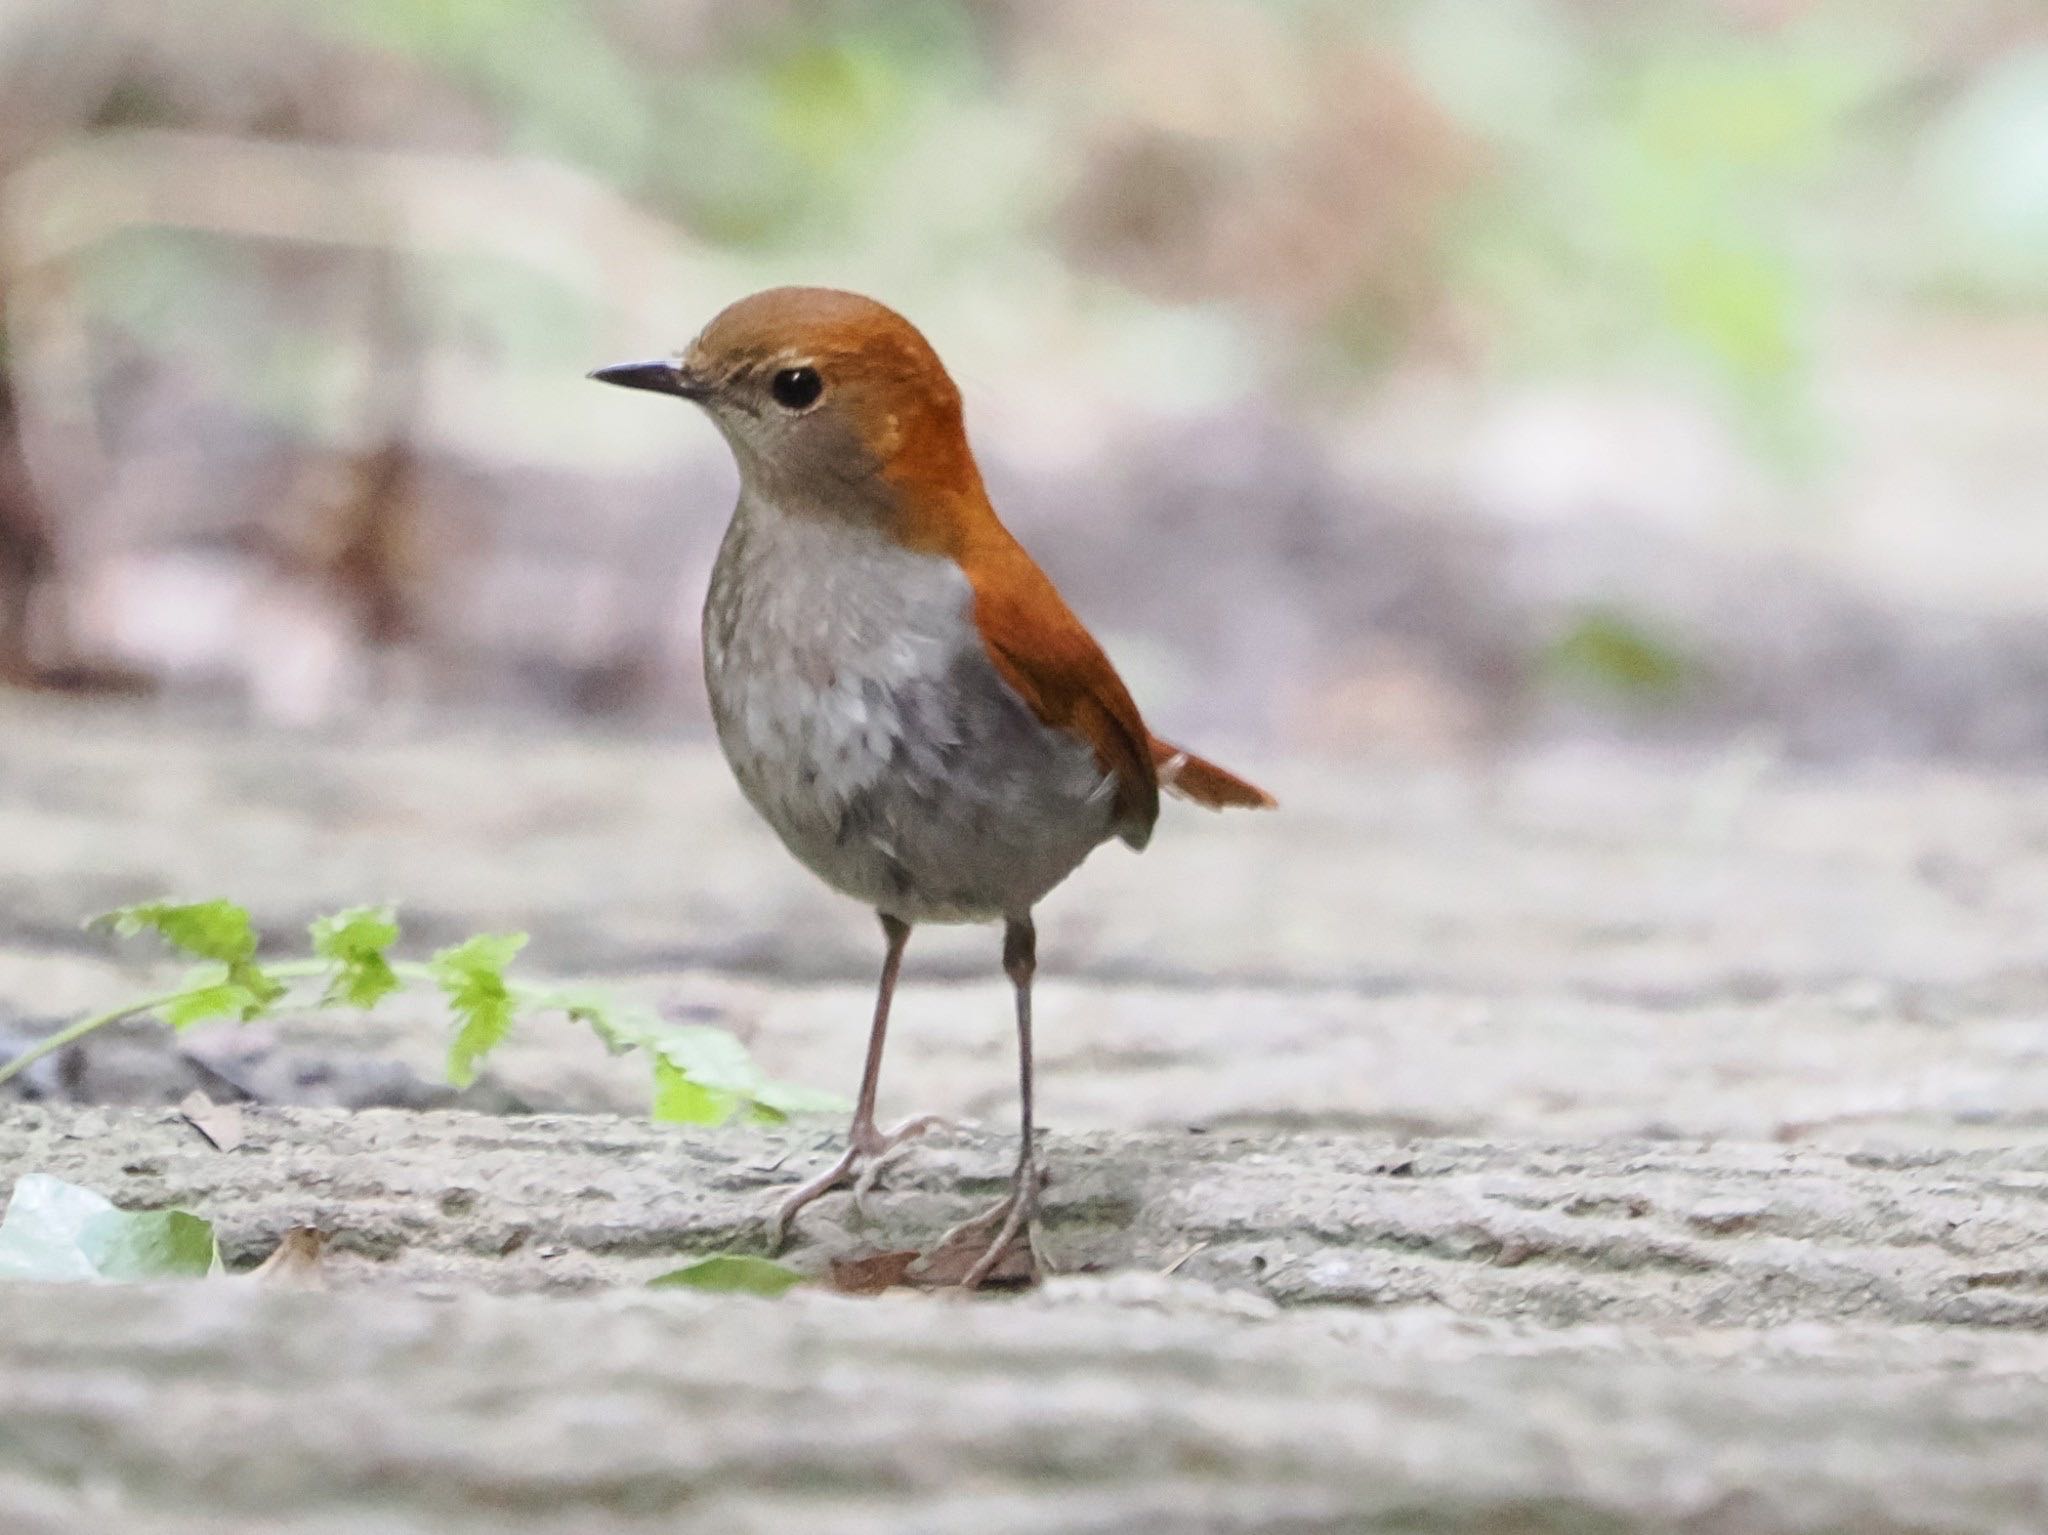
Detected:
[{"left": 591, "top": 287, "right": 1273, "bottom": 1286}]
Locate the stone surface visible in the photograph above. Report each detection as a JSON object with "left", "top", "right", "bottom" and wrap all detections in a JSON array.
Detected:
[
  {"left": 6, "top": 1279, "right": 2048, "bottom": 1535},
  {"left": 6, "top": 703, "right": 2048, "bottom": 1153},
  {"left": 4, "top": 705, "right": 2048, "bottom": 1530},
  {"left": 11, "top": 1105, "right": 2048, "bottom": 1328},
  {"left": 4, "top": 1105, "right": 2048, "bottom": 1531}
]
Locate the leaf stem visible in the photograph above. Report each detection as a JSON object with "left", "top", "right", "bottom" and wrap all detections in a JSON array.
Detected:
[
  {"left": 0, "top": 959, "right": 331, "bottom": 1089},
  {"left": 0, "top": 992, "right": 188, "bottom": 1087}
]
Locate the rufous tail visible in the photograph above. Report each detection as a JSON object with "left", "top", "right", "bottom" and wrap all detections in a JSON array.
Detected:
[{"left": 1149, "top": 736, "right": 1276, "bottom": 811}]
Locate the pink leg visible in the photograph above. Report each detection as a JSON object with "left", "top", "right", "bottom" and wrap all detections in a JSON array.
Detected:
[
  {"left": 766, "top": 914, "right": 950, "bottom": 1249},
  {"left": 953, "top": 914, "right": 1044, "bottom": 1289}
]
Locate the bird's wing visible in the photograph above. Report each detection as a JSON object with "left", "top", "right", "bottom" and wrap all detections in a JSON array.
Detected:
[{"left": 964, "top": 536, "right": 1160, "bottom": 849}]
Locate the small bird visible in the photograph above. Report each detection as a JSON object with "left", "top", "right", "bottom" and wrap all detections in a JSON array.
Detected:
[{"left": 592, "top": 288, "right": 1272, "bottom": 1285}]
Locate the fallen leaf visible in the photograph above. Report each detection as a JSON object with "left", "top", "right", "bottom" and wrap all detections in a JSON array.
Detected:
[
  {"left": 248, "top": 1226, "right": 327, "bottom": 1289},
  {"left": 178, "top": 1090, "right": 244, "bottom": 1153},
  {"left": 647, "top": 1254, "right": 806, "bottom": 1297},
  {"left": 0, "top": 1173, "right": 221, "bottom": 1282},
  {"left": 825, "top": 1249, "right": 922, "bottom": 1296},
  {"left": 912, "top": 1227, "right": 1039, "bottom": 1291}
]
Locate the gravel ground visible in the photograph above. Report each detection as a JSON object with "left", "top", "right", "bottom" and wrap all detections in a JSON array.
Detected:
[{"left": 2, "top": 698, "right": 2048, "bottom": 1531}]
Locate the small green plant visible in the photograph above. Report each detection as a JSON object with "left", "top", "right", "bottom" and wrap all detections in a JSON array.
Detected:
[{"left": 0, "top": 900, "right": 843, "bottom": 1126}]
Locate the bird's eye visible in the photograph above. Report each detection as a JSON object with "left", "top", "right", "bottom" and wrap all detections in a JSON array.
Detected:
[{"left": 770, "top": 366, "right": 823, "bottom": 411}]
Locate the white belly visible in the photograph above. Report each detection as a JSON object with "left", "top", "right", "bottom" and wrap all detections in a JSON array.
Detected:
[{"left": 702, "top": 494, "right": 1117, "bottom": 922}]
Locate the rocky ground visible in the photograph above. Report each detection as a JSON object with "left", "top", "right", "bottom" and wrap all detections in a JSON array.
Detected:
[{"left": 3, "top": 697, "right": 2048, "bottom": 1532}]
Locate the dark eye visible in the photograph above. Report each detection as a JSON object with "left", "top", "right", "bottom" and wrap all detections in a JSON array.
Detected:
[{"left": 770, "top": 366, "right": 823, "bottom": 411}]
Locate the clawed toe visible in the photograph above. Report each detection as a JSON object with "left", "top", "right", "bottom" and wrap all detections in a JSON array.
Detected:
[
  {"left": 845, "top": 1112, "right": 954, "bottom": 1217},
  {"left": 766, "top": 1112, "right": 952, "bottom": 1249},
  {"left": 849, "top": 1142, "right": 913, "bottom": 1217},
  {"left": 931, "top": 1158, "right": 1046, "bottom": 1290},
  {"left": 873, "top": 1112, "right": 954, "bottom": 1148},
  {"left": 853, "top": 1111, "right": 952, "bottom": 1160},
  {"left": 765, "top": 1142, "right": 860, "bottom": 1252}
]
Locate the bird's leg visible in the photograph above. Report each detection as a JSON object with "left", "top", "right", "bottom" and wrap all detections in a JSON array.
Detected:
[
  {"left": 767, "top": 914, "right": 949, "bottom": 1249},
  {"left": 949, "top": 914, "right": 1045, "bottom": 1289}
]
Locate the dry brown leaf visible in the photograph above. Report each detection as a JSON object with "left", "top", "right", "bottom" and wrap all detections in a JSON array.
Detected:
[
  {"left": 178, "top": 1090, "right": 244, "bottom": 1153},
  {"left": 825, "top": 1249, "right": 921, "bottom": 1296},
  {"left": 912, "top": 1229, "right": 1040, "bottom": 1292},
  {"left": 825, "top": 1235, "right": 1041, "bottom": 1296},
  {"left": 248, "top": 1226, "right": 327, "bottom": 1289}
]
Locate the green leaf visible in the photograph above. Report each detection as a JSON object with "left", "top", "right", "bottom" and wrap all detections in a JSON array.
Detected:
[
  {"left": 101, "top": 901, "right": 286, "bottom": 1024},
  {"left": 518, "top": 986, "right": 847, "bottom": 1125},
  {"left": 0, "top": 1174, "right": 220, "bottom": 1282},
  {"left": 101, "top": 900, "right": 258, "bottom": 965},
  {"left": 648, "top": 1024, "right": 765, "bottom": 1096},
  {"left": 310, "top": 905, "right": 402, "bottom": 1008},
  {"left": 88, "top": 1208, "right": 221, "bottom": 1280},
  {"left": 749, "top": 1077, "right": 854, "bottom": 1121},
  {"left": 651, "top": 1058, "right": 740, "bottom": 1125},
  {"left": 647, "top": 1254, "right": 806, "bottom": 1297},
  {"left": 645, "top": 1023, "right": 847, "bottom": 1124},
  {"left": 161, "top": 977, "right": 275, "bottom": 1030},
  {"left": 432, "top": 932, "right": 527, "bottom": 1086}
]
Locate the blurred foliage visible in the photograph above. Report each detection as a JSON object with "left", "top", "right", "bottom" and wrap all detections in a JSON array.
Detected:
[
  {"left": 26, "top": 0, "right": 2048, "bottom": 476},
  {"left": 307, "top": 0, "right": 657, "bottom": 184},
  {"left": 1542, "top": 605, "right": 1698, "bottom": 701},
  {"left": 72, "top": 229, "right": 354, "bottom": 435},
  {"left": 1918, "top": 46, "right": 2048, "bottom": 305},
  {"left": 295, "top": 0, "right": 991, "bottom": 247},
  {"left": 653, "top": 3, "right": 986, "bottom": 246},
  {"left": 76, "top": 229, "right": 234, "bottom": 342},
  {"left": 1413, "top": 2, "right": 1899, "bottom": 459},
  {"left": 421, "top": 253, "right": 604, "bottom": 371}
]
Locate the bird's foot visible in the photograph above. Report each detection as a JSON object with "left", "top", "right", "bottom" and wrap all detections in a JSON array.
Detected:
[
  {"left": 847, "top": 1113, "right": 955, "bottom": 1214},
  {"left": 765, "top": 1112, "right": 953, "bottom": 1251},
  {"left": 929, "top": 1154, "right": 1047, "bottom": 1291}
]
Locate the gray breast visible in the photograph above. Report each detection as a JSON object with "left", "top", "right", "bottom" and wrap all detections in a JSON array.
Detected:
[{"left": 702, "top": 494, "right": 1118, "bottom": 923}]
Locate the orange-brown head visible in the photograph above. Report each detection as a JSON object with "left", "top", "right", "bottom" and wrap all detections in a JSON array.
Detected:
[{"left": 589, "top": 287, "right": 987, "bottom": 545}]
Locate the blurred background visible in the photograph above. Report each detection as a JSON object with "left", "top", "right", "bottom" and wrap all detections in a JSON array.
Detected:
[{"left": 0, "top": 0, "right": 2045, "bottom": 762}]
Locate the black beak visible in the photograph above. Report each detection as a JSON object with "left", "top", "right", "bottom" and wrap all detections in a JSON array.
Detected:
[{"left": 587, "top": 360, "right": 709, "bottom": 400}]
